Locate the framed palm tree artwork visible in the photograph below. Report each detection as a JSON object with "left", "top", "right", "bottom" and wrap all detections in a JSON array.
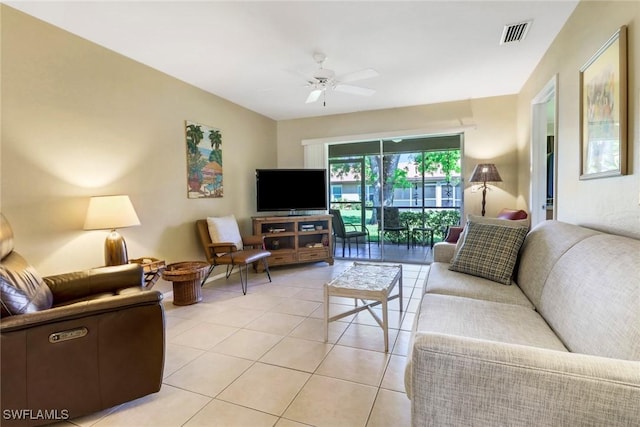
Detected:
[{"left": 185, "top": 120, "right": 223, "bottom": 198}]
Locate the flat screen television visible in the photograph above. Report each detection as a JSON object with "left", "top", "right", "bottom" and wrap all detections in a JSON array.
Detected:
[{"left": 256, "top": 169, "right": 328, "bottom": 214}]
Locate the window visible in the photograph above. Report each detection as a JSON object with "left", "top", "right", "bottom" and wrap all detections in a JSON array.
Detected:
[{"left": 331, "top": 185, "right": 342, "bottom": 200}]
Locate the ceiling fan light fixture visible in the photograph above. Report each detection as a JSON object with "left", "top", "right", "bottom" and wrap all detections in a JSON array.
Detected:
[
  {"left": 301, "top": 51, "right": 379, "bottom": 106},
  {"left": 313, "top": 68, "right": 335, "bottom": 81}
]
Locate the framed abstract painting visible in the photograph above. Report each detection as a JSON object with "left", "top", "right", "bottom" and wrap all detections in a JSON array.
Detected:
[{"left": 579, "top": 26, "right": 627, "bottom": 180}]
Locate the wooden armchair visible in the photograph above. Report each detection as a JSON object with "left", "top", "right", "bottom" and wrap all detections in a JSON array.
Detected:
[{"left": 196, "top": 216, "right": 271, "bottom": 295}]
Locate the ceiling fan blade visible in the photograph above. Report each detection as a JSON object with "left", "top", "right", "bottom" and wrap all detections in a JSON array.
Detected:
[
  {"left": 336, "top": 68, "right": 379, "bottom": 83},
  {"left": 334, "top": 84, "right": 375, "bottom": 97},
  {"left": 306, "top": 89, "right": 322, "bottom": 103}
]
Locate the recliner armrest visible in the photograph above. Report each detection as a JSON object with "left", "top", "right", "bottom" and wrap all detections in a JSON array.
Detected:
[
  {"left": 44, "top": 264, "right": 143, "bottom": 304},
  {"left": 0, "top": 290, "right": 162, "bottom": 332}
]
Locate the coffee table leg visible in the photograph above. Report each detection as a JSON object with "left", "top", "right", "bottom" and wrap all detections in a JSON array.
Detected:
[
  {"left": 399, "top": 270, "right": 403, "bottom": 313},
  {"left": 382, "top": 297, "right": 389, "bottom": 352},
  {"left": 324, "top": 284, "right": 329, "bottom": 343}
]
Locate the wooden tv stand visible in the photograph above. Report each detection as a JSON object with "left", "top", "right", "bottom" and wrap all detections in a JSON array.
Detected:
[{"left": 252, "top": 214, "right": 334, "bottom": 270}]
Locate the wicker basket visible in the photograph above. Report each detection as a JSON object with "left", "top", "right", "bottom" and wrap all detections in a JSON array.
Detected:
[{"left": 162, "top": 261, "right": 209, "bottom": 306}]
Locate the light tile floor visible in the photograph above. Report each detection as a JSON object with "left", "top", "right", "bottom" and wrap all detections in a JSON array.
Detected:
[{"left": 52, "top": 260, "right": 429, "bottom": 427}]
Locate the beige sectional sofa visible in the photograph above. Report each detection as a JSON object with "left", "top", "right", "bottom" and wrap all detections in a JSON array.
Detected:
[{"left": 405, "top": 219, "right": 640, "bottom": 426}]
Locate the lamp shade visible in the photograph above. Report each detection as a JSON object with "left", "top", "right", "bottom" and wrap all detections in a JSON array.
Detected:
[
  {"left": 470, "top": 163, "right": 502, "bottom": 183},
  {"left": 84, "top": 195, "right": 141, "bottom": 230}
]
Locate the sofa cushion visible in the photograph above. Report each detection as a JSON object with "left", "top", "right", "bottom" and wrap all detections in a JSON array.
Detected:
[
  {"left": 405, "top": 293, "right": 568, "bottom": 398},
  {"left": 538, "top": 232, "right": 640, "bottom": 361},
  {"left": 0, "top": 252, "right": 53, "bottom": 316},
  {"left": 450, "top": 221, "right": 528, "bottom": 285},
  {"left": 414, "top": 294, "right": 568, "bottom": 351},
  {"left": 207, "top": 215, "right": 243, "bottom": 252},
  {"left": 425, "top": 263, "right": 533, "bottom": 308},
  {"left": 517, "top": 220, "right": 599, "bottom": 309}
]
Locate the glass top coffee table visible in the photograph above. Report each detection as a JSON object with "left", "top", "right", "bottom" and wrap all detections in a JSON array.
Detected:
[{"left": 324, "top": 262, "right": 403, "bottom": 352}]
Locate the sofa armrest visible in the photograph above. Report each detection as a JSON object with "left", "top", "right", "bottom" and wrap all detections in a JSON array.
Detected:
[
  {"left": 0, "top": 290, "right": 163, "bottom": 332},
  {"left": 433, "top": 242, "right": 456, "bottom": 263},
  {"left": 408, "top": 333, "right": 640, "bottom": 426},
  {"left": 44, "top": 264, "right": 143, "bottom": 304}
]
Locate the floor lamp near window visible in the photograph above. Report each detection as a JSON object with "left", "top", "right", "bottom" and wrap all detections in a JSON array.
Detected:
[
  {"left": 470, "top": 164, "right": 502, "bottom": 216},
  {"left": 84, "top": 195, "right": 141, "bottom": 266}
]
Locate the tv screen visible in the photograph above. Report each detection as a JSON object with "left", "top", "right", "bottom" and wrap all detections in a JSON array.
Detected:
[{"left": 256, "top": 169, "right": 328, "bottom": 213}]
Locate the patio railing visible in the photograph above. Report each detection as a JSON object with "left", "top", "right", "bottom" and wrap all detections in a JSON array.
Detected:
[{"left": 330, "top": 204, "right": 461, "bottom": 245}]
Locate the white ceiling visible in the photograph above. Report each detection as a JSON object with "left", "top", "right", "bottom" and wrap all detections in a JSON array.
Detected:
[{"left": 6, "top": 1, "right": 579, "bottom": 121}]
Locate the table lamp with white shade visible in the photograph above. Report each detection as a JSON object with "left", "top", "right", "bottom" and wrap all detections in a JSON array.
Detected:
[{"left": 84, "top": 195, "right": 141, "bottom": 266}]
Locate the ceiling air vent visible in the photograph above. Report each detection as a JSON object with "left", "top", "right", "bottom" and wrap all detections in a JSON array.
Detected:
[{"left": 500, "top": 20, "right": 532, "bottom": 44}]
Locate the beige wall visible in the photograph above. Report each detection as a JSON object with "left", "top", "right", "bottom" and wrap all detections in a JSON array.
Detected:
[
  {"left": 277, "top": 96, "right": 521, "bottom": 221},
  {"left": 3, "top": 2, "right": 638, "bottom": 276},
  {"left": 1, "top": 6, "right": 277, "bottom": 275},
  {"left": 517, "top": 0, "right": 640, "bottom": 237}
]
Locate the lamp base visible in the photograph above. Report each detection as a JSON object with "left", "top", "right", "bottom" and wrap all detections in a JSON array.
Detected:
[
  {"left": 481, "top": 185, "right": 487, "bottom": 216},
  {"left": 104, "top": 230, "right": 129, "bottom": 266}
]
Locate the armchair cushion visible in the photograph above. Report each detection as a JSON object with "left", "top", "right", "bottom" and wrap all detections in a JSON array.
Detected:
[
  {"left": 0, "top": 252, "right": 53, "bottom": 317},
  {"left": 207, "top": 214, "right": 243, "bottom": 252}
]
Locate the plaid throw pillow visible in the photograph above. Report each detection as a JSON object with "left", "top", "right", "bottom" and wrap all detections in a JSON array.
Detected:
[{"left": 449, "top": 221, "right": 528, "bottom": 285}]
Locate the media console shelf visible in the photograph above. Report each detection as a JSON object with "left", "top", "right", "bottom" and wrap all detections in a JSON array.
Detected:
[{"left": 252, "top": 214, "right": 334, "bottom": 270}]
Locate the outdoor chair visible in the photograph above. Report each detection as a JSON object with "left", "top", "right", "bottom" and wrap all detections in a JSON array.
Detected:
[
  {"left": 376, "top": 207, "right": 409, "bottom": 249},
  {"left": 196, "top": 215, "right": 271, "bottom": 295},
  {"left": 329, "top": 209, "right": 370, "bottom": 257}
]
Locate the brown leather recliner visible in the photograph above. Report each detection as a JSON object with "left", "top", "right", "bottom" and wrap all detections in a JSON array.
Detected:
[{"left": 0, "top": 213, "right": 165, "bottom": 427}]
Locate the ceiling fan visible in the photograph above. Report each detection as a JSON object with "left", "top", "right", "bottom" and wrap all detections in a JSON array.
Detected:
[{"left": 302, "top": 52, "right": 378, "bottom": 105}]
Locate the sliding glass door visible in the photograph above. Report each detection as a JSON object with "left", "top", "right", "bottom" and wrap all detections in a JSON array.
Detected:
[{"left": 329, "top": 134, "right": 462, "bottom": 263}]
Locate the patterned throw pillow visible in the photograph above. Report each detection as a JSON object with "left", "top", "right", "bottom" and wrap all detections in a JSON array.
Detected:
[
  {"left": 454, "top": 214, "right": 529, "bottom": 258},
  {"left": 449, "top": 221, "right": 528, "bottom": 285}
]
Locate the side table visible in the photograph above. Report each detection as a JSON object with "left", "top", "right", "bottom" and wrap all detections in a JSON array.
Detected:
[
  {"left": 162, "top": 261, "right": 210, "bottom": 306},
  {"left": 130, "top": 257, "right": 166, "bottom": 289},
  {"left": 411, "top": 227, "right": 434, "bottom": 248}
]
